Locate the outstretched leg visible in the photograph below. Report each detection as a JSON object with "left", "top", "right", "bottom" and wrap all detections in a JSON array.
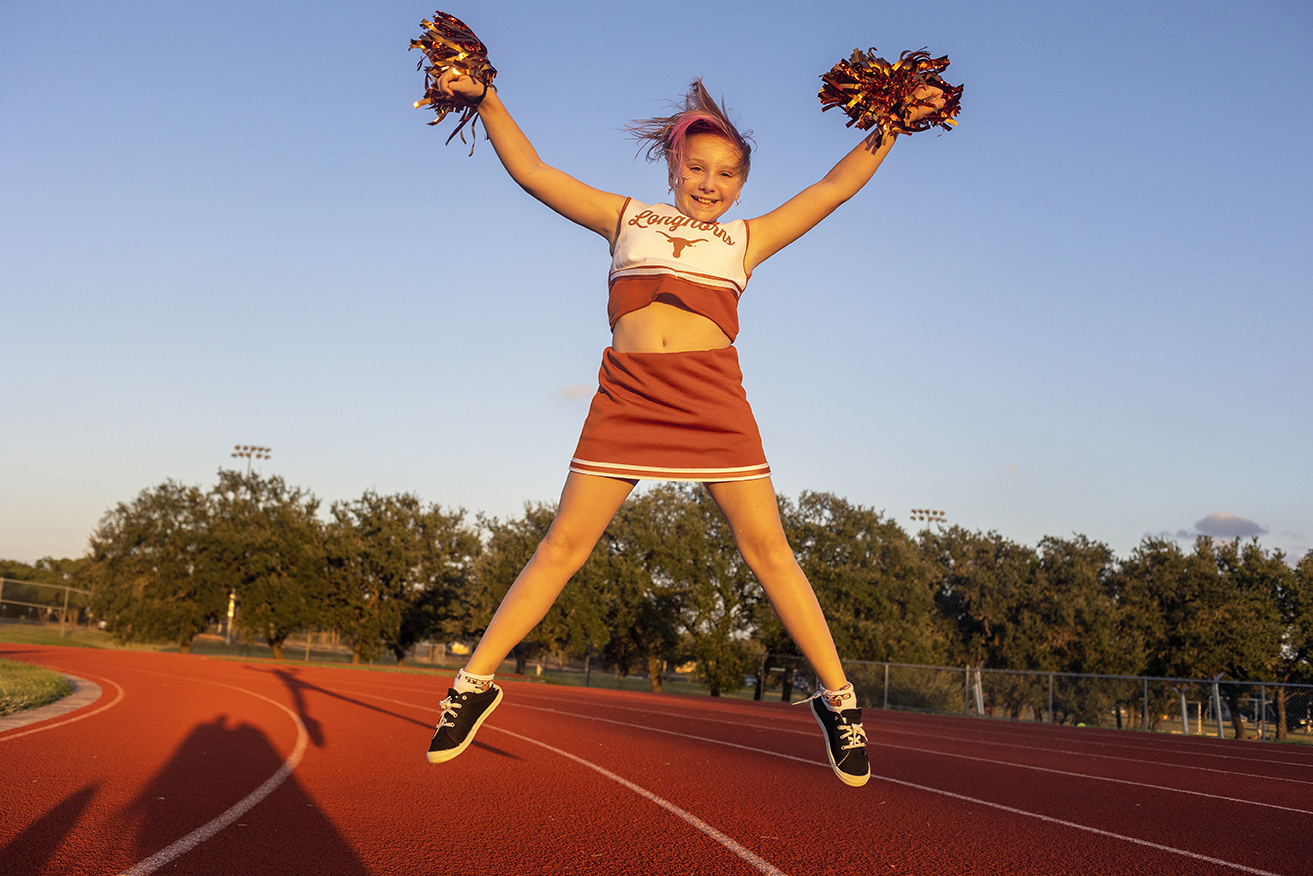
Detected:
[
  {"left": 704, "top": 476, "right": 869, "bottom": 787},
  {"left": 466, "top": 471, "right": 636, "bottom": 675},
  {"left": 703, "top": 477, "right": 846, "bottom": 690},
  {"left": 428, "top": 472, "right": 634, "bottom": 764}
]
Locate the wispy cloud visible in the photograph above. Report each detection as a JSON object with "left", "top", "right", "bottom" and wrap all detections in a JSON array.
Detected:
[
  {"left": 555, "top": 384, "right": 593, "bottom": 401},
  {"left": 1193, "top": 512, "right": 1268, "bottom": 539},
  {"left": 1147, "top": 511, "right": 1271, "bottom": 545}
]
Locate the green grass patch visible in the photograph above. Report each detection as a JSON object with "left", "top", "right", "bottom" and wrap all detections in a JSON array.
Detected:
[
  {"left": 0, "top": 658, "right": 72, "bottom": 717},
  {"left": 0, "top": 622, "right": 131, "bottom": 650}
]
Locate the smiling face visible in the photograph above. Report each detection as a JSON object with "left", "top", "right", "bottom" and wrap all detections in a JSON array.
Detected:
[{"left": 671, "top": 133, "right": 745, "bottom": 223}]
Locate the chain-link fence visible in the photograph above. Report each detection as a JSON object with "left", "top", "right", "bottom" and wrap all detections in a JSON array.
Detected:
[
  {"left": 0, "top": 577, "right": 92, "bottom": 636},
  {"left": 754, "top": 655, "right": 1313, "bottom": 743}
]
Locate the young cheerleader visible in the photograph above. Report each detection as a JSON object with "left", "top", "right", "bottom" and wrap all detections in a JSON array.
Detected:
[{"left": 425, "top": 66, "right": 945, "bottom": 787}]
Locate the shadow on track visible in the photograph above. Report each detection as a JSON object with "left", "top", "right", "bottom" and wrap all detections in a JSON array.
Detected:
[
  {"left": 113, "top": 714, "right": 368, "bottom": 874},
  {"left": 258, "top": 666, "right": 434, "bottom": 747},
  {"left": 1, "top": 783, "right": 99, "bottom": 876},
  {"left": 259, "top": 665, "right": 523, "bottom": 762}
]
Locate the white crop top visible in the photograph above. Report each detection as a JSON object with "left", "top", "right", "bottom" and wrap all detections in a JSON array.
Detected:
[{"left": 607, "top": 199, "right": 751, "bottom": 341}]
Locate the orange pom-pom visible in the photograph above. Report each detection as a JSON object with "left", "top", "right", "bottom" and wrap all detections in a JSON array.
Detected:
[
  {"left": 819, "top": 48, "right": 962, "bottom": 138},
  {"left": 409, "top": 11, "right": 498, "bottom": 153}
]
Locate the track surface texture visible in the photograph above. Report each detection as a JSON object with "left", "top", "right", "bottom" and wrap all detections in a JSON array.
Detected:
[{"left": 3, "top": 645, "right": 1310, "bottom": 876}]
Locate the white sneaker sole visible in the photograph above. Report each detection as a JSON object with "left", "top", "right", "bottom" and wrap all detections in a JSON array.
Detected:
[{"left": 426, "top": 686, "right": 504, "bottom": 764}]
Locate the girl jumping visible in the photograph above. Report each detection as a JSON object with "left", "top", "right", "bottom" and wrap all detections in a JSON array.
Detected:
[{"left": 422, "top": 47, "right": 946, "bottom": 787}]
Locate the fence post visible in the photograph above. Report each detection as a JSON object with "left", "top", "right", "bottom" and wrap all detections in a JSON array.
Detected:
[
  {"left": 882, "top": 662, "right": 889, "bottom": 710},
  {"left": 1048, "top": 673, "right": 1055, "bottom": 724},
  {"left": 1143, "top": 678, "right": 1150, "bottom": 730},
  {"left": 964, "top": 667, "right": 969, "bottom": 716},
  {"left": 0, "top": 577, "right": 5, "bottom": 619},
  {"left": 1259, "top": 684, "right": 1266, "bottom": 741},
  {"left": 60, "top": 586, "right": 71, "bottom": 638},
  {"left": 1213, "top": 675, "right": 1225, "bottom": 738}
]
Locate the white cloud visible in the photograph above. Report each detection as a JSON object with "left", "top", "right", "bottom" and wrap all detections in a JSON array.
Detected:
[
  {"left": 1193, "top": 512, "right": 1268, "bottom": 539},
  {"left": 555, "top": 384, "right": 593, "bottom": 400}
]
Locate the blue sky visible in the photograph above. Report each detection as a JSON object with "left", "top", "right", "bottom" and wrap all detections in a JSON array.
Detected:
[{"left": 3, "top": 0, "right": 1309, "bottom": 564}]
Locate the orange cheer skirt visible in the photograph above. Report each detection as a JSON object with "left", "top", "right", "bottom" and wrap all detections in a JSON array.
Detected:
[{"left": 569, "top": 346, "right": 771, "bottom": 483}]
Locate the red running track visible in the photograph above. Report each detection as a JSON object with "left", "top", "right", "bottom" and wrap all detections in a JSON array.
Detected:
[{"left": 3, "top": 644, "right": 1311, "bottom": 875}]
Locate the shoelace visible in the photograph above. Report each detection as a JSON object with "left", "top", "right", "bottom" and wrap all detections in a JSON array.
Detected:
[
  {"left": 838, "top": 722, "right": 867, "bottom": 750},
  {"left": 796, "top": 688, "right": 855, "bottom": 711},
  {"left": 435, "top": 695, "right": 463, "bottom": 730}
]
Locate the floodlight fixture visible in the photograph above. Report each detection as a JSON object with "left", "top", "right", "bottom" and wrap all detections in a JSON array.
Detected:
[
  {"left": 230, "top": 444, "right": 273, "bottom": 476},
  {"left": 910, "top": 508, "right": 947, "bottom": 530}
]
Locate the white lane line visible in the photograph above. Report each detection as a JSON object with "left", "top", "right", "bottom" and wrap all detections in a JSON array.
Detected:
[
  {"left": 875, "top": 774, "right": 1286, "bottom": 876},
  {"left": 510, "top": 703, "right": 1313, "bottom": 815},
  {"left": 506, "top": 692, "right": 1313, "bottom": 789},
  {"left": 343, "top": 689, "right": 792, "bottom": 876},
  {"left": 0, "top": 673, "right": 126, "bottom": 742},
  {"left": 502, "top": 705, "right": 1299, "bottom": 875},
  {"left": 491, "top": 725, "right": 790, "bottom": 876},
  {"left": 327, "top": 685, "right": 1300, "bottom": 875},
  {"left": 866, "top": 739, "right": 1313, "bottom": 816},
  {"left": 875, "top": 726, "right": 1313, "bottom": 787},
  {"left": 887, "top": 716, "right": 1313, "bottom": 769},
  {"left": 118, "top": 682, "right": 309, "bottom": 876}
]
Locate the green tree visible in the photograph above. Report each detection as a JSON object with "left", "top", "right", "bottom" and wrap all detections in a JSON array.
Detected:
[
  {"left": 325, "top": 491, "right": 478, "bottom": 664},
  {"left": 925, "top": 527, "right": 1041, "bottom": 670},
  {"left": 602, "top": 493, "right": 687, "bottom": 692},
  {"left": 468, "top": 503, "right": 612, "bottom": 674},
  {"left": 88, "top": 480, "right": 223, "bottom": 653},
  {"left": 1032, "top": 536, "right": 1132, "bottom": 674},
  {"left": 1033, "top": 535, "right": 1140, "bottom": 724},
  {"left": 777, "top": 492, "right": 943, "bottom": 664},
  {"left": 208, "top": 470, "right": 326, "bottom": 660},
  {"left": 0, "top": 556, "right": 92, "bottom": 586},
  {"left": 636, "top": 485, "right": 757, "bottom": 697},
  {"left": 1119, "top": 537, "right": 1284, "bottom": 737},
  {"left": 1274, "top": 551, "right": 1313, "bottom": 738}
]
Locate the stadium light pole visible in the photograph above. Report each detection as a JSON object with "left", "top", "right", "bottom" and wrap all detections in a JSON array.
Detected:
[
  {"left": 231, "top": 444, "right": 272, "bottom": 476},
  {"left": 910, "top": 508, "right": 947, "bottom": 532},
  {"left": 224, "top": 445, "right": 268, "bottom": 647}
]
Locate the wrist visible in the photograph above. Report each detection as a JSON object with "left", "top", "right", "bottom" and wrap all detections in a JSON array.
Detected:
[{"left": 471, "top": 80, "right": 496, "bottom": 107}]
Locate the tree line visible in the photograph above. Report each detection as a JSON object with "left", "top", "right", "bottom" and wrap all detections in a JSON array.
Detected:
[{"left": 34, "top": 471, "right": 1313, "bottom": 708}]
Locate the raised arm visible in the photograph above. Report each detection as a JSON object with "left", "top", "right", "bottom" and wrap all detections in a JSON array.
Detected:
[
  {"left": 744, "top": 87, "right": 945, "bottom": 273},
  {"left": 439, "top": 70, "right": 627, "bottom": 245}
]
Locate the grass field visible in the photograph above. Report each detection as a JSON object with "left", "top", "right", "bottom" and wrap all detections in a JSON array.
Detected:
[
  {"left": 0, "top": 657, "right": 73, "bottom": 717},
  {"left": 0, "top": 621, "right": 756, "bottom": 699}
]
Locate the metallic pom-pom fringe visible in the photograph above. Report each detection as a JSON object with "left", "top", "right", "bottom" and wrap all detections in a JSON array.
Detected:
[
  {"left": 409, "top": 11, "right": 498, "bottom": 154},
  {"left": 818, "top": 48, "right": 963, "bottom": 139}
]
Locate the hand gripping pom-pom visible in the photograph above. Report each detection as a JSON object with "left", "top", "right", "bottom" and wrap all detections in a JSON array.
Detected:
[
  {"left": 818, "top": 48, "right": 962, "bottom": 139},
  {"left": 409, "top": 10, "right": 497, "bottom": 154}
]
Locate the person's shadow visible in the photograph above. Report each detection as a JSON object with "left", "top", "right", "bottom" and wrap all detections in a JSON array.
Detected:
[
  {"left": 260, "top": 665, "right": 522, "bottom": 760},
  {"left": 5, "top": 714, "right": 371, "bottom": 874},
  {"left": 116, "top": 713, "right": 370, "bottom": 873},
  {"left": 1, "top": 783, "right": 100, "bottom": 875}
]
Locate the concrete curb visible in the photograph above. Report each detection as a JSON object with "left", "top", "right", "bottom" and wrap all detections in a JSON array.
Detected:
[{"left": 0, "top": 674, "right": 103, "bottom": 732}]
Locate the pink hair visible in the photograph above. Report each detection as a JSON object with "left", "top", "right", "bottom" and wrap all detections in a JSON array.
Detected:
[{"left": 627, "top": 80, "right": 753, "bottom": 189}]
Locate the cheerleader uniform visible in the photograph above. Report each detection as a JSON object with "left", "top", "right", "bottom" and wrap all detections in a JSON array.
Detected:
[{"left": 569, "top": 198, "right": 771, "bottom": 483}]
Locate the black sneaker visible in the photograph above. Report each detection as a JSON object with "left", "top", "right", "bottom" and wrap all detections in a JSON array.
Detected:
[
  {"left": 426, "top": 684, "right": 503, "bottom": 764},
  {"left": 810, "top": 696, "right": 870, "bottom": 787}
]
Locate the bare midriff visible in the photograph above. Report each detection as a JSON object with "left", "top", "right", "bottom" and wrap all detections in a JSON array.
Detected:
[{"left": 611, "top": 300, "right": 732, "bottom": 353}]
